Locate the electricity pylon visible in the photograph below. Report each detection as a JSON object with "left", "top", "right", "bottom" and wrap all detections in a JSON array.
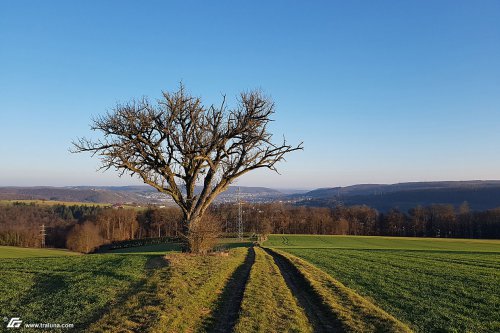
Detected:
[
  {"left": 40, "top": 224, "right": 46, "bottom": 248},
  {"left": 237, "top": 187, "right": 243, "bottom": 239}
]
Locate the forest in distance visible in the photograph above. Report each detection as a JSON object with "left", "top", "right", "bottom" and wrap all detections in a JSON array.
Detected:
[{"left": 1, "top": 200, "right": 499, "bottom": 253}]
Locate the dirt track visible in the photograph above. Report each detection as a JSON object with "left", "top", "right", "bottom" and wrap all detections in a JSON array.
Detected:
[
  {"left": 207, "top": 246, "right": 343, "bottom": 333},
  {"left": 207, "top": 247, "right": 256, "bottom": 333}
]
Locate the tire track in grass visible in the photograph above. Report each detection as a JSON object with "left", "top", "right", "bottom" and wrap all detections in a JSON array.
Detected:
[
  {"left": 234, "top": 247, "right": 313, "bottom": 333},
  {"left": 88, "top": 248, "right": 249, "bottom": 333},
  {"left": 264, "top": 248, "right": 344, "bottom": 333},
  {"left": 206, "top": 247, "right": 256, "bottom": 333},
  {"left": 272, "top": 249, "right": 413, "bottom": 333}
]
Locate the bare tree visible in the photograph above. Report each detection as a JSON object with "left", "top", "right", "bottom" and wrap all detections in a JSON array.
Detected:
[
  {"left": 66, "top": 222, "right": 103, "bottom": 253},
  {"left": 72, "top": 84, "right": 302, "bottom": 252}
]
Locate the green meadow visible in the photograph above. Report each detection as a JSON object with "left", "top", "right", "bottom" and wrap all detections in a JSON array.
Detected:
[
  {"left": 0, "top": 253, "right": 149, "bottom": 331},
  {"left": 265, "top": 234, "right": 500, "bottom": 332},
  {"left": 264, "top": 234, "right": 500, "bottom": 251},
  {"left": 1, "top": 235, "right": 499, "bottom": 332},
  {"left": 0, "top": 246, "right": 80, "bottom": 258}
]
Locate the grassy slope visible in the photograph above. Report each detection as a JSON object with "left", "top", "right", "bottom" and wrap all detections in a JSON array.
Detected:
[
  {"left": 0, "top": 254, "right": 149, "bottom": 332},
  {"left": 89, "top": 248, "right": 249, "bottom": 333},
  {"left": 234, "top": 247, "right": 312, "bottom": 333},
  {"left": 0, "top": 246, "right": 80, "bottom": 258},
  {"left": 266, "top": 235, "right": 500, "bottom": 332}
]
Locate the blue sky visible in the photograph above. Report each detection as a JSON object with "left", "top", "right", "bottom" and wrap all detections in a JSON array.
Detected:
[{"left": 1, "top": 0, "right": 499, "bottom": 189}]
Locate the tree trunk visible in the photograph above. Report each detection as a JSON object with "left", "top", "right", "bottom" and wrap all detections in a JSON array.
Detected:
[
  {"left": 181, "top": 215, "right": 193, "bottom": 252},
  {"left": 182, "top": 213, "right": 219, "bottom": 254}
]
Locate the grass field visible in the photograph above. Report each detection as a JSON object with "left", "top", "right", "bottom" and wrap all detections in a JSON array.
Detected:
[
  {"left": 0, "top": 246, "right": 80, "bottom": 258},
  {"left": 0, "top": 199, "right": 111, "bottom": 207},
  {"left": 264, "top": 234, "right": 500, "bottom": 251},
  {"left": 270, "top": 248, "right": 411, "bottom": 332},
  {"left": 0, "top": 254, "right": 150, "bottom": 331},
  {"left": 0, "top": 244, "right": 253, "bottom": 332},
  {"left": 265, "top": 234, "right": 500, "bottom": 332},
  {"left": 2, "top": 235, "right": 498, "bottom": 332}
]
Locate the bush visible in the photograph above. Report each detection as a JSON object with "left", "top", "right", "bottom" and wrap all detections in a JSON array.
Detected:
[
  {"left": 66, "top": 222, "right": 103, "bottom": 253},
  {"left": 187, "top": 213, "right": 221, "bottom": 254},
  {"left": 92, "top": 236, "right": 179, "bottom": 253}
]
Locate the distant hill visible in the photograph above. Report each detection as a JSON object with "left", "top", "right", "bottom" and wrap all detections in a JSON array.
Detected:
[
  {"left": 0, "top": 186, "right": 140, "bottom": 204},
  {"left": 0, "top": 185, "right": 284, "bottom": 205},
  {"left": 4, "top": 181, "right": 500, "bottom": 211},
  {"left": 293, "top": 181, "right": 500, "bottom": 212}
]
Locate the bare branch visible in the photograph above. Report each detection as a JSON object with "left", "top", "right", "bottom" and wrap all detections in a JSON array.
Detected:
[{"left": 72, "top": 84, "right": 303, "bottom": 237}]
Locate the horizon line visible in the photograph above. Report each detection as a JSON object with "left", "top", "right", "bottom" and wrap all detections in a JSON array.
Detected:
[{"left": 1, "top": 179, "right": 500, "bottom": 191}]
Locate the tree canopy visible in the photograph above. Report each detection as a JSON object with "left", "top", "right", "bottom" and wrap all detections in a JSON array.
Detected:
[{"left": 73, "top": 85, "right": 302, "bottom": 251}]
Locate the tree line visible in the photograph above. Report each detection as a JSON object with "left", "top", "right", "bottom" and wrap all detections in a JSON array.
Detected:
[
  {"left": 211, "top": 202, "right": 500, "bottom": 239},
  {"left": 0, "top": 201, "right": 499, "bottom": 252},
  {"left": 0, "top": 203, "right": 101, "bottom": 248},
  {"left": 0, "top": 203, "right": 182, "bottom": 252}
]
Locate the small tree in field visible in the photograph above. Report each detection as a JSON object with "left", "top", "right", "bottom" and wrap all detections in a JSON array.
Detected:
[{"left": 72, "top": 84, "right": 302, "bottom": 252}]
